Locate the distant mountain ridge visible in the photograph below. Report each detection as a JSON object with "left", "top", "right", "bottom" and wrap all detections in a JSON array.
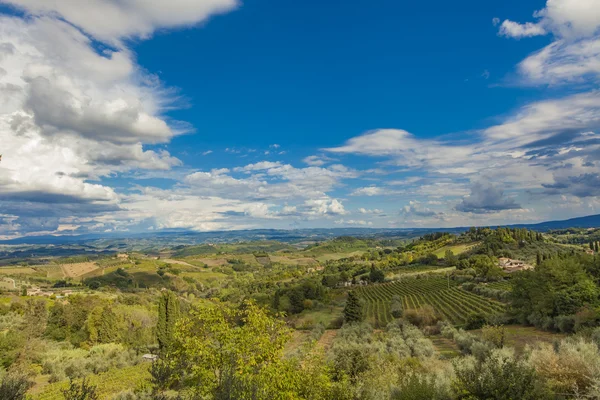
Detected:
[{"left": 1, "top": 213, "right": 599, "bottom": 246}]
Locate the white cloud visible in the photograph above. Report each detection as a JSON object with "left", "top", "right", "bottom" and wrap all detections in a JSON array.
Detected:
[
  {"left": 498, "top": 20, "right": 546, "bottom": 38},
  {"left": 497, "top": 0, "right": 600, "bottom": 84},
  {"left": 0, "top": 1, "right": 237, "bottom": 238},
  {"left": 357, "top": 208, "right": 384, "bottom": 215},
  {"left": 518, "top": 38, "right": 600, "bottom": 84},
  {"left": 455, "top": 182, "right": 521, "bottom": 214},
  {"left": 334, "top": 219, "right": 372, "bottom": 226},
  {"left": 303, "top": 154, "right": 335, "bottom": 167},
  {"left": 2, "top": 0, "right": 239, "bottom": 44}
]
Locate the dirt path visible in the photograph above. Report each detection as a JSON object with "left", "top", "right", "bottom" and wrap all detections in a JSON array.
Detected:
[
  {"left": 430, "top": 336, "right": 460, "bottom": 358},
  {"left": 317, "top": 330, "right": 338, "bottom": 351}
]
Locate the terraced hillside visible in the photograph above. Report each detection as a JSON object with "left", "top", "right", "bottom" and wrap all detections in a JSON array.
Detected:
[{"left": 354, "top": 277, "right": 505, "bottom": 327}]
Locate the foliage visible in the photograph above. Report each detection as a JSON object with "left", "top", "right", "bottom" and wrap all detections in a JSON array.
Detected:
[
  {"left": 153, "top": 301, "right": 294, "bottom": 398},
  {"left": 343, "top": 292, "right": 364, "bottom": 324},
  {"left": 528, "top": 338, "right": 600, "bottom": 396},
  {"left": 453, "top": 348, "right": 549, "bottom": 400},
  {"left": 390, "top": 295, "right": 403, "bottom": 318},
  {"left": 0, "top": 371, "right": 33, "bottom": 400},
  {"left": 511, "top": 254, "right": 600, "bottom": 332},
  {"left": 61, "top": 378, "right": 99, "bottom": 400},
  {"left": 156, "top": 291, "right": 180, "bottom": 350}
]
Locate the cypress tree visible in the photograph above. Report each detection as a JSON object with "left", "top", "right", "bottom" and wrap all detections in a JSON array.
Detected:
[
  {"left": 157, "top": 291, "right": 180, "bottom": 350},
  {"left": 343, "top": 291, "right": 364, "bottom": 324},
  {"left": 591, "top": 242, "right": 595, "bottom": 251},
  {"left": 595, "top": 242, "right": 599, "bottom": 253}
]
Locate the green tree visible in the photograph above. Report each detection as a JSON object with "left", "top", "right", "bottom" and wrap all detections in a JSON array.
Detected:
[
  {"left": 390, "top": 295, "right": 403, "bottom": 318},
  {"left": 445, "top": 249, "right": 458, "bottom": 267},
  {"left": 0, "top": 372, "right": 33, "bottom": 400},
  {"left": 23, "top": 298, "right": 47, "bottom": 338},
  {"left": 157, "top": 290, "right": 180, "bottom": 350},
  {"left": 86, "top": 305, "right": 121, "bottom": 344},
  {"left": 45, "top": 302, "right": 69, "bottom": 341},
  {"left": 343, "top": 292, "right": 364, "bottom": 324},
  {"left": 369, "top": 267, "right": 385, "bottom": 283},
  {"left": 154, "top": 301, "right": 298, "bottom": 399},
  {"left": 453, "top": 350, "right": 550, "bottom": 400}
]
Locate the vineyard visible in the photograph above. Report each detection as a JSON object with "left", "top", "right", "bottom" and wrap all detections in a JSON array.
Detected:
[{"left": 354, "top": 277, "right": 505, "bottom": 327}]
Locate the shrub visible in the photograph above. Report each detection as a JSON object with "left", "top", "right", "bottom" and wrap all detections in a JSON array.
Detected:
[
  {"left": 391, "top": 373, "right": 440, "bottom": 400},
  {"left": 0, "top": 371, "right": 33, "bottom": 400},
  {"left": 465, "top": 312, "right": 487, "bottom": 330},
  {"left": 554, "top": 315, "right": 576, "bottom": 333},
  {"left": 529, "top": 338, "right": 600, "bottom": 396},
  {"left": 62, "top": 377, "right": 99, "bottom": 400},
  {"left": 403, "top": 305, "right": 439, "bottom": 329},
  {"left": 453, "top": 348, "right": 549, "bottom": 400}
]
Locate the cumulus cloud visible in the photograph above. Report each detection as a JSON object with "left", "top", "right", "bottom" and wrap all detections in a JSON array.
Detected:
[
  {"left": 2, "top": 0, "right": 238, "bottom": 44},
  {"left": 543, "top": 173, "right": 600, "bottom": 197},
  {"left": 455, "top": 182, "right": 521, "bottom": 214},
  {"left": 303, "top": 154, "right": 335, "bottom": 167},
  {"left": 0, "top": 1, "right": 236, "bottom": 238},
  {"left": 357, "top": 208, "right": 384, "bottom": 215},
  {"left": 351, "top": 186, "right": 386, "bottom": 196},
  {"left": 402, "top": 201, "right": 445, "bottom": 219},
  {"left": 498, "top": 20, "right": 546, "bottom": 38}
]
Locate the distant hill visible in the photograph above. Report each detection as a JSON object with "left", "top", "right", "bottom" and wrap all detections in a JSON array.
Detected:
[
  {"left": 1, "top": 214, "right": 598, "bottom": 249},
  {"left": 509, "top": 214, "right": 600, "bottom": 231}
]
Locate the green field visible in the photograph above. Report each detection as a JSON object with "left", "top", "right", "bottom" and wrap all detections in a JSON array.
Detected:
[
  {"left": 433, "top": 243, "right": 478, "bottom": 258},
  {"left": 354, "top": 277, "right": 505, "bottom": 327}
]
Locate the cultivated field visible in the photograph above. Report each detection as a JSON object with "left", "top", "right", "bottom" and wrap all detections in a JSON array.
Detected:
[
  {"left": 0, "top": 267, "right": 38, "bottom": 275},
  {"left": 354, "top": 277, "right": 505, "bottom": 327},
  {"left": 432, "top": 243, "right": 479, "bottom": 258},
  {"left": 60, "top": 262, "right": 100, "bottom": 278}
]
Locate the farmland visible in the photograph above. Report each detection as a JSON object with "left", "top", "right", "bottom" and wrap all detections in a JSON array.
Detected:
[
  {"left": 60, "top": 262, "right": 100, "bottom": 279},
  {"left": 354, "top": 277, "right": 506, "bottom": 327}
]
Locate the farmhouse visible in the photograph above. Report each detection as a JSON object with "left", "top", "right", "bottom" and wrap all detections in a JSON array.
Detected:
[{"left": 497, "top": 257, "right": 533, "bottom": 273}]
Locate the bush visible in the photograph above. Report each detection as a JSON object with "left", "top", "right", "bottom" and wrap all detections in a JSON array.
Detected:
[
  {"left": 403, "top": 305, "right": 439, "bottom": 329},
  {"left": 62, "top": 377, "right": 99, "bottom": 400},
  {"left": 0, "top": 371, "right": 33, "bottom": 400},
  {"left": 554, "top": 315, "right": 575, "bottom": 333},
  {"left": 453, "top": 348, "right": 550, "bottom": 400},
  {"left": 529, "top": 338, "right": 600, "bottom": 397},
  {"left": 465, "top": 312, "right": 487, "bottom": 330},
  {"left": 391, "top": 373, "right": 440, "bottom": 400}
]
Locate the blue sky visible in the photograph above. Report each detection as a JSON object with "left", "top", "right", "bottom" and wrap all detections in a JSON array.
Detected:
[{"left": 1, "top": 0, "right": 600, "bottom": 237}]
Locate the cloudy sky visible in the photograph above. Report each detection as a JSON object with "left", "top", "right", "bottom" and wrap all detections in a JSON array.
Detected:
[{"left": 0, "top": 0, "right": 599, "bottom": 238}]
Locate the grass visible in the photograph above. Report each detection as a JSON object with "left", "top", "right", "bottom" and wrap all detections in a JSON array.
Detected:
[
  {"left": 0, "top": 267, "right": 38, "bottom": 275},
  {"left": 472, "top": 325, "right": 564, "bottom": 352},
  {"left": 430, "top": 336, "right": 461, "bottom": 358},
  {"left": 388, "top": 266, "right": 455, "bottom": 279},
  {"left": 289, "top": 306, "right": 343, "bottom": 330},
  {"left": 313, "top": 251, "right": 365, "bottom": 263},
  {"left": 433, "top": 243, "right": 478, "bottom": 258}
]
